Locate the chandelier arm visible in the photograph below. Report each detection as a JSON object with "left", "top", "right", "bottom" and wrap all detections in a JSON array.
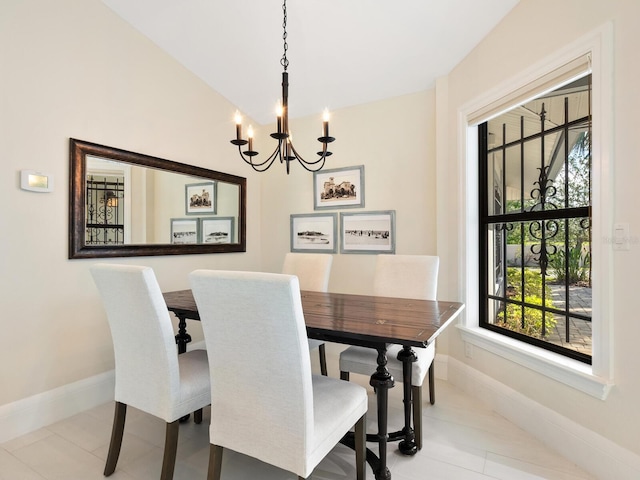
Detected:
[
  {"left": 237, "top": 147, "right": 271, "bottom": 168},
  {"left": 237, "top": 145, "right": 280, "bottom": 172},
  {"left": 281, "top": 142, "right": 328, "bottom": 173},
  {"left": 293, "top": 153, "right": 327, "bottom": 173},
  {"left": 288, "top": 142, "right": 329, "bottom": 166},
  {"left": 279, "top": 141, "right": 289, "bottom": 165},
  {"left": 317, "top": 141, "right": 330, "bottom": 156}
]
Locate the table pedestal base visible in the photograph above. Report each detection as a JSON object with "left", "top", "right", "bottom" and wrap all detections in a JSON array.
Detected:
[
  {"left": 369, "top": 356, "right": 394, "bottom": 480},
  {"left": 175, "top": 313, "right": 191, "bottom": 423},
  {"left": 174, "top": 314, "right": 192, "bottom": 354},
  {"left": 396, "top": 345, "right": 418, "bottom": 456}
]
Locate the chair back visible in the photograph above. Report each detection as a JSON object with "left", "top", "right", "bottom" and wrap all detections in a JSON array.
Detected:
[
  {"left": 373, "top": 254, "right": 439, "bottom": 300},
  {"left": 90, "top": 264, "right": 180, "bottom": 419},
  {"left": 189, "top": 270, "right": 313, "bottom": 470},
  {"left": 282, "top": 252, "right": 333, "bottom": 292}
]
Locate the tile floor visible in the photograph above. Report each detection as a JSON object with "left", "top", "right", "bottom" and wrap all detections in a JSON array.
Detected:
[{"left": 1, "top": 348, "right": 596, "bottom": 480}]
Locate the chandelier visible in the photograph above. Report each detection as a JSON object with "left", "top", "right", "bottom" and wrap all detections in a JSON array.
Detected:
[{"left": 230, "top": 0, "right": 334, "bottom": 174}]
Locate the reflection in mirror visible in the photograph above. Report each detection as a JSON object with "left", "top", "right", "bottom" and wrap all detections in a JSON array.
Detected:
[{"left": 69, "top": 139, "right": 246, "bottom": 258}]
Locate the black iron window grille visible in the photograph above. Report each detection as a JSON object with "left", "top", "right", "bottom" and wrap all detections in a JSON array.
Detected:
[
  {"left": 85, "top": 175, "right": 125, "bottom": 246},
  {"left": 479, "top": 75, "right": 592, "bottom": 364}
]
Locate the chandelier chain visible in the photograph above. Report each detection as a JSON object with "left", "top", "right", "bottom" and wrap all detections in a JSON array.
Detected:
[{"left": 280, "top": 0, "right": 289, "bottom": 71}]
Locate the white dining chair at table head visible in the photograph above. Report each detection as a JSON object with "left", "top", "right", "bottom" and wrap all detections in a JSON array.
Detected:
[
  {"left": 190, "top": 269, "right": 367, "bottom": 480},
  {"left": 90, "top": 264, "right": 210, "bottom": 480},
  {"left": 339, "top": 254, "right": 439, "bottom": 451},
  {"left": 282, "top": 252, "right": 333, "bottom": 376}
]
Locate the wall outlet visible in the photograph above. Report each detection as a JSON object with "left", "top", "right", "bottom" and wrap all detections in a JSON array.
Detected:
[{"left": 465, "top": 342, "right": 473, "bottom": 359}]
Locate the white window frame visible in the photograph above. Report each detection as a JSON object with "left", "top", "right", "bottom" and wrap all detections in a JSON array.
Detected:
[{"left": 456, "top": 23, "right": 614, "bottom": 400}]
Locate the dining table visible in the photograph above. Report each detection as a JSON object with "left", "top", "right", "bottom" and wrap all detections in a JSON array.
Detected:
[{"left": 164, "top": 288, "right": 464, "bottom": 480}]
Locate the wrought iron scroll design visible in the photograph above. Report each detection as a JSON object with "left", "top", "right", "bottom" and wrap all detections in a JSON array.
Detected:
[
  {"left": 495, "top": 223, "right": 514, "bottom": 233},
  {"left": 527, "top": 119, "right": 560, "bottom": 276},
  {"left": 85, "top": 175, "right": 124, "bottom": 245}
]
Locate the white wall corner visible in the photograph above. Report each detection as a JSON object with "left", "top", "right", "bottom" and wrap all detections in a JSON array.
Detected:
[
  {"left": 0, "top": 370, "right": 115, "bottom": 444},
  {"left": 444, "top": 354, "right": 640, "bottom": 480}
]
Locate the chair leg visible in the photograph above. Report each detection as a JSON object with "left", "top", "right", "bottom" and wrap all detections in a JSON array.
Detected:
[
  {"left": 355, "top": 413, "right": 367, "bottom": 480},
  {"left": 207, "top": 444, "right": 223, "bottom": 480},
  {"left": 194, "top": 408, "right": 203, "bottom": 424},
  {"left": 428, "top": 363, "right": 435, "bottom": 405},
  {"left": 160, "top": 420, "right": 180, "bottom": 480},
  {"left": 340, "top": 371, "right": 350, "bottom": 381},
  {"left": 412, "top": 385, "right": 423, "bottom": 450},
  {"left": 104, "top": 401, "right": 127, "bottom": 476},
  {"left": 318, "top": 343, "right": 328, "bottom": 376}
]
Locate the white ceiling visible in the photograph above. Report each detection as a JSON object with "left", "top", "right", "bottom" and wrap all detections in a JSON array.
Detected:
[{"left": 101, "top": 0, "right": 520, "bottom": 125}]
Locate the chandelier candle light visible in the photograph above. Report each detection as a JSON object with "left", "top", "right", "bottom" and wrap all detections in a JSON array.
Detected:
[{"left": 230, "top": 0, "right": 334, "bottom": 174}]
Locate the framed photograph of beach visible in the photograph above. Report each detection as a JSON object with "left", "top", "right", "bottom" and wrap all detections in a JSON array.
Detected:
[
  {"left": 290, "top": 213, "right": 338, "bottom": 253},
  {"left": 185, "top": 181, "right": 216, "bottom": 215},
  {"left": 170, "top": 218, "right": 199, "bottom": 245},
  {"left": 200, "top": 217, "right": 235, "bottom": 244},
  {"left": 340, "top": 210, "right": 396, "bottom": 254},
  {"left": 313, "top": 165, "right": 364, "bottom": 210}
]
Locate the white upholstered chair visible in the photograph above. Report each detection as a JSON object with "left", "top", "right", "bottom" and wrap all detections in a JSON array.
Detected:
[
  {"left": 339, "top": 254, "right": 439, "bottom": 450},
  {"left": 90, "top": 264, "right": 211, "bottom": 480},
  {"left": 189, "top": 269, "right": 367, "bottom": 480},
  {"left": 282, "top": 252, "right": 333, "bottom": 376}
]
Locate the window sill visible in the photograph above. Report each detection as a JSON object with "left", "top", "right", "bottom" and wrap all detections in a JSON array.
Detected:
[{"left": 456, "top": 325, "right": 613, "bottom": 400}]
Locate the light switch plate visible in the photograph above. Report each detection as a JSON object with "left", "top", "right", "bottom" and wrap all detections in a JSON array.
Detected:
[{"left": 613, "top": 223, "right": 630, "bottom": 251}]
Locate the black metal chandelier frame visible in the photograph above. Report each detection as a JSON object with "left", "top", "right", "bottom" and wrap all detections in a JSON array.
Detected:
[{"left": 230, "top": 0, "right": 334, "bottom": 174}]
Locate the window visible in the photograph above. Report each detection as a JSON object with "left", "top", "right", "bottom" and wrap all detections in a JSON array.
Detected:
[
  {"left": 85, "top": 173, "right": 126, "bottom": 245},
  {"left": 479, "top": 75, "right": 592, "bottom": 364},
  {"left": 86, "top": 156, "right": 132, "bottom": 245},
  {"left": 458, "top": 25, "right": 612, "bottom": 398}
]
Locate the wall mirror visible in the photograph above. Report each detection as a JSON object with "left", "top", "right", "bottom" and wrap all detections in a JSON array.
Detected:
[{"left": 69, "top": 138, "right": 246, "bottom": 258}]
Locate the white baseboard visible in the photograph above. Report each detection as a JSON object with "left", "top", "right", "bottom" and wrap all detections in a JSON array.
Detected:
[
  {"left": 0, "top": 370, "right": 115, "bottom": 444},
  {"left": 446, "top": 355, "right": 640, "bottom": 480},
  {"left": 0, "top": 341, "right": 207, "bottom": 444}
]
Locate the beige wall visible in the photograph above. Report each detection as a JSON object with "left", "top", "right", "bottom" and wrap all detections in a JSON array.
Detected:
[
  {"left": 259, "top": 90, "right": 438, "bottom": 293},
  {"left": 0, "top": 0, "right": 263, "bottom": 406},
  {"left": 440, "top": 0, "right": 640, "bottom": 457}
]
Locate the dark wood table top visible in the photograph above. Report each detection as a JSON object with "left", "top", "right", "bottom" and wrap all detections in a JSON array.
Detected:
[{"left": 164, "top": 289, "right": 464, "bottom": 350}]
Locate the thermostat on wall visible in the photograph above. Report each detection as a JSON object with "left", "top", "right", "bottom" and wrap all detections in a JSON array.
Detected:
[{"left": 20, "top": 170, "right": 54, "bottom": 192}]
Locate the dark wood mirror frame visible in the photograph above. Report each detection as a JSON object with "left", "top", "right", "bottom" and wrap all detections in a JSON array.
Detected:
[{"left": 69, "top": 138, "right": 246, "bottom": 258}]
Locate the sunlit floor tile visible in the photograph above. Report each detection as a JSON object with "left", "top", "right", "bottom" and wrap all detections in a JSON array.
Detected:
[
  {"left": 9, "top": 434, "right": 115, "bottom": 480},
  {"left": 0, "top": 448, "right": 46, "bottom": 480},
  {"left": 1, "top": 427, "right": 54, "bottom": 453},
  {"left": 46, "top": 411, "right": 113, "bottom": 453},
  {"left": 484, "top": 452, "right": 597, "bottom": 480}
]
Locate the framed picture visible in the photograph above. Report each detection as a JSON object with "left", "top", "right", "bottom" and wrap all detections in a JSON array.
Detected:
[
  {"left": 313, "top": 165, "right": 364, "bottom": 210},
  {"left": 185, "top": 182, "right": 216, "bottom": 215},
  {"left": 340, "top": 210, "right": 396, "bottom": 254},
  {"left": 290, "top": 213, "right": 338, "bottom": 253},
  {"left": 200, "top": 217, "right": 235, "bottom": 244},
  {"left": 170, "top": 218, "right": 199, "bottom": 245}
]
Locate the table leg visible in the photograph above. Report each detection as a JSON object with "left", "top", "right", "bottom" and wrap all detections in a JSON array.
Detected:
[
  {"left": 369, "top": 346, "right": 394, "bottom": 480},
  {"left": 396, "top": 346, "right": 418, "bottom": 455},
  {"left": 174, "top": 314, "right": 191, "bottom": 422},
  {"left": 174, "top": 314, "right": 192, "bottom": 354}
]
